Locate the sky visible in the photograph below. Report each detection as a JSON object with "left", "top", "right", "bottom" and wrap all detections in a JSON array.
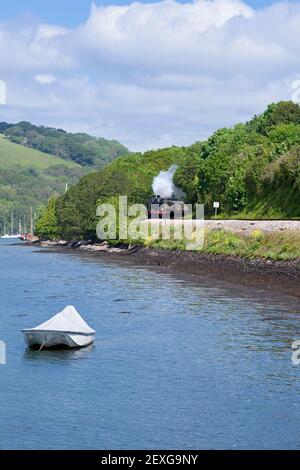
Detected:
[
  {"left": 0, "top": 0, "right": 299, "bottom": 150},
  {"left": 0, "top": 1, "right": 277, "bottom": 26}
]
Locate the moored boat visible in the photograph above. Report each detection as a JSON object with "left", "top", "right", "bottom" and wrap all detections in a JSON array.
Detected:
[
  {"left": 22, "top": 305, "right": 96, "bottom": 349},
  {"left": 1, "top": 234, "right": 20, "bottom": 239},
  {"left": 1, "top": 212, "right": 20, "bottom": 239}
]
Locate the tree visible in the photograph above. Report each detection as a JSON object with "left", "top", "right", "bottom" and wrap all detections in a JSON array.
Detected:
[
  {"left": 248, "top": 101, "right": 300, "bottom": 135},
  {"left": 35, "top": 196, "right": 60, "bottom": 240}
]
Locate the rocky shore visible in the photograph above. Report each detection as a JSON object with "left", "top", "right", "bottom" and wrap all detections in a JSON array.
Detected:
[{"left": 35, "top": 240, "right": 300, "bottom": 299}]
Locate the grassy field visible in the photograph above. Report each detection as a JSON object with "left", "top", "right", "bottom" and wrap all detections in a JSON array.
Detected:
[{"left": 0, "top": 135, "right": 80, "bottom": 170}]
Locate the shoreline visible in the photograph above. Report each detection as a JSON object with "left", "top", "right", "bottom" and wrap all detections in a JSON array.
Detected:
[{"left": 33, "top": 241, "right": 300, "bottom": 300}]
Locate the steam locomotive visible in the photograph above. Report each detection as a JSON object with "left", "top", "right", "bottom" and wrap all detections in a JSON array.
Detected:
[{"left": 148, "top": 195, "right": 187, "bottom": 219}]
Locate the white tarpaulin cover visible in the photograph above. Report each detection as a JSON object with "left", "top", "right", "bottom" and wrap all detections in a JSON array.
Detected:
[{"left": 30, "top": 305, "right": 96, "bottom": 334}]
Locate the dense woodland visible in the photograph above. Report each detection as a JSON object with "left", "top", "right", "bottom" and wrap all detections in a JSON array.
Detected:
[
  {"left": 36, "top": 102, "right": 300, "bottom": 240},
  {"left": 37, "top": 147, "right": 186, "bottom": 240},
  {"left": 174, "top": 101, "right": 300, "bottom": 218},
  {"left": 0, "top": 163, "right": 87, "bottom": 234}
]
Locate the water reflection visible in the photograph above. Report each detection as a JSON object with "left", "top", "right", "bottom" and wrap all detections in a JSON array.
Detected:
[{"left": 23, "top": 343, "right": 94, "bottom": 362}]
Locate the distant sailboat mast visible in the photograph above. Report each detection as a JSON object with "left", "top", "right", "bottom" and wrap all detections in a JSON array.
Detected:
[
  {"left": 2, "top": 210, "right": 34, "bottom": 240},
  {"left": 11, "top": 212, "right": 14, "bottom": 236},
  {"left": 1, "top": 212, "right": 20, "bottom": 239},
  {"left": 30, "top": 207, "right": 33, "bottom": 236}
]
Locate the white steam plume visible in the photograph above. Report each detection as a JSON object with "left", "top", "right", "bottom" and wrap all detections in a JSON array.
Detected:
[{"left": 152, "top": 165, "right": 186, "bottom": 199}]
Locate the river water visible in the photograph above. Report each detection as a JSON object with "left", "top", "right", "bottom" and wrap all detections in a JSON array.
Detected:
[{"left": 0, "top": 240, "right": 299, "bottom": 450}]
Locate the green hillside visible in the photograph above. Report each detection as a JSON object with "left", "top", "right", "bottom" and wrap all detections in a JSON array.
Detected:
[
  {"left": 0, "top": 135, "right": 79, "bottom": 169},
  {"left": 0, "top": 121, "right": 129, "bottom": 169},
  {"left": 0, "top": 136, "right": 88, "bottom": 234},
  {"left": 174, "top": 101, "right": 300, "bottom": 219}
]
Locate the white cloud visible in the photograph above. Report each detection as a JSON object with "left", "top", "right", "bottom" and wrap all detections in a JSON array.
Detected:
[
  {"left": 79, "top": 0, "right": 254, "bottom": 68},
  {"left": 0, "top": 0, "right": 299, "bottom": 150},
  {"left": 35, "top": 24, "right": 68, "bottom": 41},
  {"left": 35, "top": 74, "right": 56, "bottom": 85}
]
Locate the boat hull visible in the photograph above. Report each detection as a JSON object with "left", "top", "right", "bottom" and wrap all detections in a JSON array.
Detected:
[
  {"left": 22, "top": 330, "right": 95, "bottom": 349},
  {"left": 1, "top": 235, "right": 20, "bottom": 239}
]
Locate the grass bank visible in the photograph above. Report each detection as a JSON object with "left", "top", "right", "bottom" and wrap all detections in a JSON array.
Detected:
[
  {"left": 124, "top": 229, "right": 300, "bottom": 261},
  {"left": 0, "top": 134, "right": 80, "bottom": 169}
]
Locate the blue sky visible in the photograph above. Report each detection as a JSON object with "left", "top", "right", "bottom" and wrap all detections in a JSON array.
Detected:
[
  {"left": 0, "top": 0, "right": 299, "bottom": 150},
  {"left": 0, "top": 0, "right": 280, "bottom": 26}
]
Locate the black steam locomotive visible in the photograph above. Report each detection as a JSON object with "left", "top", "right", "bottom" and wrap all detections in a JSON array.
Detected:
[{"left": 148, "top": 195, "right": 187, "bottom": 219}]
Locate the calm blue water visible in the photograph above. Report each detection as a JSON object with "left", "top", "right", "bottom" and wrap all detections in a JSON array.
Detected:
[{"left": 0, "top": 240, "right": 300, "bottom": 450}]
